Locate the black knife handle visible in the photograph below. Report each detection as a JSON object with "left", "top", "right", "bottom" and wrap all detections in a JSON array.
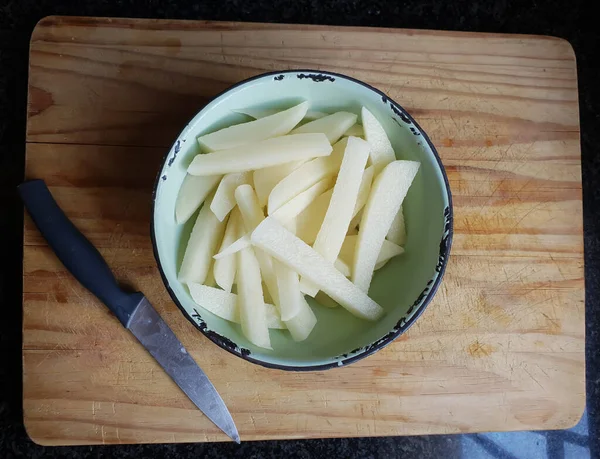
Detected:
[{"left": 19, "top": 180, "right": 143, "bottom": 327}]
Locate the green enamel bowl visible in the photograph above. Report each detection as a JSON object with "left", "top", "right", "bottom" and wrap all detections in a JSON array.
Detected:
[{"left": 151, "top": 70, "right": 453, "bottom": 371}]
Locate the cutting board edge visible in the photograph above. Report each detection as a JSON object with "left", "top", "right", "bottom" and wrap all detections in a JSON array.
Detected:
[
  {"left": 21, "top": 402, "right": 587, "bottom": 447},
  {"left": 30, "top": 15, "right": 577, "bottom": 50}
]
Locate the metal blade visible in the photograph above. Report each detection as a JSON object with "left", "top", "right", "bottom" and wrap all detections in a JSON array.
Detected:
[{"left": 127, "top": 297, "right": 240, "bottom": 443}]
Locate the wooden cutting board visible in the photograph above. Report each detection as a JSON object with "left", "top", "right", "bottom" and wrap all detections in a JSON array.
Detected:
[{"left": 23, "top": 16, "right": 584, "bottom": 445}]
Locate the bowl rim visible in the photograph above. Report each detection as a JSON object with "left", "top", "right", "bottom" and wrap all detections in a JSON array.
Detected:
[{"left": 150, "top": 69, "right": 454, "bottom": 371}]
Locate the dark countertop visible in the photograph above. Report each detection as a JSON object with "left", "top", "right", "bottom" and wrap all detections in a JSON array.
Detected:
[{"left": 0, "top": 1, "right": 597, "bottom": 458}]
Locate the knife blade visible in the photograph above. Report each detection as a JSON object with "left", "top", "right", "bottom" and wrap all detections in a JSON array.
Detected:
[{"left": 19, "top": 179, "right": 239, "bottom": 443}]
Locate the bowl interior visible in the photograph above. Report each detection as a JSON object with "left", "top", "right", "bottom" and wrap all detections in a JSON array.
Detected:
[{"left": 152, "top": 71, "right": 451, "bottom": 369}]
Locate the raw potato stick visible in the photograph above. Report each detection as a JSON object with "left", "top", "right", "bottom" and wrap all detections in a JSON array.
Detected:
[
  {"left": 251, "top": 218, "right": 384, "bottom": 321},
  {"left": 188, "top": 283, "right": 285, "bottom": 329},
  {"left": 179, "top": 192, "right": 227, "bottom": 284},
  {"left": 361, "top": 107, "right": 396, "bottom": 174},
  {"left": 188, "top": 133, "right": 333, "bottom": 176},
  {"left": 235, "top": 184, "right": 280, "bottom": 305},
  {"left": 234, "top": 107, "right": 328, "bottom": 121},
  {"left": 274, "top": 259, "right": 303, "bottom": 321},
  {"left": 313, "top": 137, "right": 371, "bottom": 263},
  {"left": 292, "top": 111, "right": 358, "bottom": 144},
  {"left": 237, "top": 246, "right": 272, "bottom": 349},
  {"left": 198, "top": 101, "right": 309, "bottom": 151},
  {"left": 213, "top": 233, "right": 251, "bottom": 259},
  {"left": 232, "top": 107, "right": 280, "bottom": 119},
  {"left": 284, "top": 295, "right": 317, "bottom": 342},
  {"left": 213, "top": 208, "right": 241, "bottom": 292},
  {"left": 235, "top": 184, "right": 267, "bottom": 231},
  {"left": 353, "top": 160, "right": 420, "bottom": 292},
  {"left": 303, "top": 136, "right": 370, "bottom": 296},
  {"left": 175, "top": 174, "right": 221, "bottom": 224},
  {"left": 299, "top": 258, "right": 350, "bottom": 294},
  {"left": 210, "top": 171, "right": 252, "bottom": 221}
]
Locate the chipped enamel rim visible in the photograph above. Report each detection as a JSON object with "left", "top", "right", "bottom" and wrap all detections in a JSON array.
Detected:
[{"left": 151, "top": 70, "right": 453, "bottom": 371}]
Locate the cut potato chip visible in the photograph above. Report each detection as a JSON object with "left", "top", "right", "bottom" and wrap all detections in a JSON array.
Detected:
[
  {"left": 198, "top": 101, "right": 308, "bottom": 151},
  {"left": 188, "top": 283, "right": 285, "bottom": 329},
  {"left": 175, "top": 174, "right": 221, "bottom": 224},
  {"left": 284, "top": 294, "right": 317, "bottom": 341},
  {"left": 361, "top": 107, "right": 396, "bottom": 174},
  {"left": 179, "top": 193, "right": 227, "bottom": 284},
  {"left": 271, "top": 177, "right": 333, "bottom": 224},
  {"left": 213, "top": 209, "right": 240, "bottom": 292},
  {"left": 210, "top": 172, "right": 252, "bottom": 221},
  {"left": 237, "top": 246, "right": 272, "bottom": 349},
  {"left": 274, "top": 259, "right": 303, "bottom": 321},
  {"left": 251, "top": 218, "right": 384, "bottom": 321},
  {"left": 292, "top": 111, "right": 358, "bottom": 144},
  {"left": 254, "top": 160, "right": 305, "bottom": 207},
  {"left": 267, "top": 138, "right": 346, "bottom": 214},
  {"left": 353, "top": 160, "right": 419, "bottom": 292},
  {"left": 189, "top": 133, "right": 332, "bottom": 176},
  {"left": 387, "top": 205, "right": 407, "bottom": 246}
]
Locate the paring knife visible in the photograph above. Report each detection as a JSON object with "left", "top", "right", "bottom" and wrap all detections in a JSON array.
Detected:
[{"left": 19, "top": 180, "right": 240, "bottom": 444}]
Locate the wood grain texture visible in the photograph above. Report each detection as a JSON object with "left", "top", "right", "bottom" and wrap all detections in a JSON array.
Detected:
[{"left": 24, "top": 16, "right": 584, "bottom": 445}]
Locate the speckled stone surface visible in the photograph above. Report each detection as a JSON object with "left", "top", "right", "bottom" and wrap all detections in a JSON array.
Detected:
[{"left": 0, "top": 1, "right": 597, "bottom": 458}]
